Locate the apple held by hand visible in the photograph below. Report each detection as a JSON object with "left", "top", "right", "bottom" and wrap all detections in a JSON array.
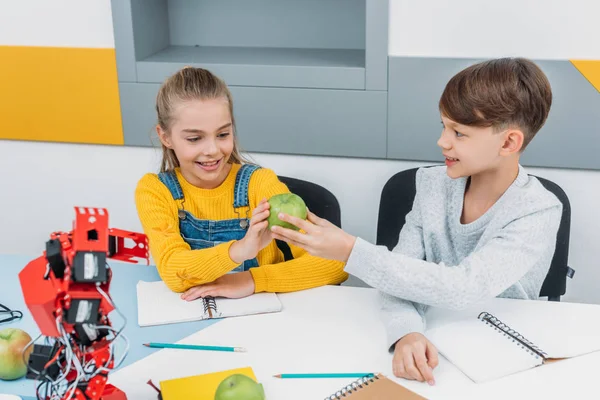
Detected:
[
  {"left": 0, "top": 328, "right": 33, "bottom": 380},
  {"left": 214, "top": 374, "right": 265, "bottom": 400},
  {"left": 267, "top": 193, "right": 307, "bottom": 231}
]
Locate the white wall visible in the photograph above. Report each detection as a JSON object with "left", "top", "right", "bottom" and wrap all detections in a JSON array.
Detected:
[
  {"left": 1, "top": 0, "right": 599, "bottom": 305},
  {"left": 389, "top": 0, "right": 600, "bottom": 59},
  {"left": 0, "top": 0, "right": 114, "bottom": 48}
]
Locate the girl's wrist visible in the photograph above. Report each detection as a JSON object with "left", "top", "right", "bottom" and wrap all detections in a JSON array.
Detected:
[
  {"left": 342, "top": 233, "right": 357, "bottom": 262},
  {"left": 229, "top": 239, "right": 250, "bottom": 264}
]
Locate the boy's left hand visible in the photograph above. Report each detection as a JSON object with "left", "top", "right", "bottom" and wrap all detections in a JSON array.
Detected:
[
  {"left": 181, "top": 271, "right": 255, "bottom": 301},
  {"left": 270, "top": 210, "right": 356, "bottom": 262}
]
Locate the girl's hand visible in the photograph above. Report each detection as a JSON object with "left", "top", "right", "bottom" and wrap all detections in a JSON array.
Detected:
[
  {"left": 229, "top": 199, "right": 272, "bottom": 263},
  {"left": 392, "top": 332, "right": 438, "bottom": 385},
  {"left": 270, "top": 210, "right": 356, "bottom": 262},
  {"left": 181, "top": 271, "right": 255, "bottom": 300}
]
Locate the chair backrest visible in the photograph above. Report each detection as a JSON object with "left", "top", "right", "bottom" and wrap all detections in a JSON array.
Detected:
[
  {"left": 532, "top": 176, "right": 572, "bottom": 299},
  {"left": 276, "top": 176, "right": 342, "bottom": 261},
  {"left": 376, "top": 167, "right": 571, "bottom": 300}
]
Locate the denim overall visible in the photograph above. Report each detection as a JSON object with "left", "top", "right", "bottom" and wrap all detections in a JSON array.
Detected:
[{"left": 158, "top": 164, "right": 261, "bottom": 273}]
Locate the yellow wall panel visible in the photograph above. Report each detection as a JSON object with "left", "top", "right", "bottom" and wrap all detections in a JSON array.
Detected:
[
  {"left": 571, "top": 60, "right": 600, "bottom": 93},
  {"left": 0, "top": 46, "right": 124, "bottom": 145}
]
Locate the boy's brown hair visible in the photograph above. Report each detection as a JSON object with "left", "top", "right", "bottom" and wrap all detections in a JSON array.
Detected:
[{"left": 439, "top": 57, "right": 552, "bottom": 151}]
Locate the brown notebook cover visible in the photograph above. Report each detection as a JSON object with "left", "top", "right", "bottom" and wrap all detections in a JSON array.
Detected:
[{"left": 324, "top": 373, "right": 428, "bottom": 399}]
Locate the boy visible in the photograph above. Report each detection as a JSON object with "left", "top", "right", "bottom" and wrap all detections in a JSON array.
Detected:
[{"left": 270, "top": 58, "right": 562, "bottom": 385}]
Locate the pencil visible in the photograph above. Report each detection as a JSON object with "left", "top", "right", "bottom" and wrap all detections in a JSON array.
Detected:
[
  {"left": 273, "top": 373, "right": 375, "bottom": 379},
  {"left": 143, "top": 342, "right": 246, "bottom": 352}
]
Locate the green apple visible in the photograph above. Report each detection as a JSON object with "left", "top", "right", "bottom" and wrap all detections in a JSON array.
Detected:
[
  {"left": 267, "top": 193, "right": 307, "bottom": 231},
  {"left": 214, "top": 374, "right": 265, "bottom": 400},
  {"left": 0, "top": 328, "right": 33, "bottom": 380}
]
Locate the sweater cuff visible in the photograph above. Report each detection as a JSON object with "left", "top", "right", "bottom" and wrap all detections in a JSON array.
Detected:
[
  {"left": 250, "top": 267, "right": 268, "bottom": 293},
  {"left": 344, "top": 237, "right": 376, "bottom": 282},
  {"left": 384, "top": 315, "right": 425, "bottom": 352}
]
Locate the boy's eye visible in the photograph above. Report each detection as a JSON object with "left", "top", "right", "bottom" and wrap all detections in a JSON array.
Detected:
[{"left": 455, "top": 131, "right": 465, "bottom": 138}]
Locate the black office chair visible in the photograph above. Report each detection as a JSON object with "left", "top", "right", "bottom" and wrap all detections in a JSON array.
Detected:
[
  {"left": 275, "top": 176, "right": 342, "bottom": 261},
  {"left": 376, "top": 167, "right": 573, "bottom": 301}
]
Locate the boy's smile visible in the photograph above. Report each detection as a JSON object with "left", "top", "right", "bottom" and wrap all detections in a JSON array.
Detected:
[{"left": 444, "top": 155, "right": 459, "bottom": 168}]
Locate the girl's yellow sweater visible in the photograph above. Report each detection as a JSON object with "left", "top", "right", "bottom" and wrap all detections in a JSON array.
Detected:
[{"left": 134, "top": 163, "right": 348, "bottom": 293}]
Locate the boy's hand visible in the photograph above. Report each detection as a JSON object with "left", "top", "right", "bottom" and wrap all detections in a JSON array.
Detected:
[
  {"left": 229, "top": 199, "right": 272, "bottom": 263},
  {"left": 270, "top": 210, "right": 356, "bottom": 262},
  {"left": 392, "top": 332, "right": 438, "bottom": 385},
  {"left": 181, "top": 271, "right": 255, "bottom": 301}
]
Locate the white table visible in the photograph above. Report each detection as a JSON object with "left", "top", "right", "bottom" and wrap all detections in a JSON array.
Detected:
[{"left": 109, "top": 285, "right": 599, "bottom": 400}]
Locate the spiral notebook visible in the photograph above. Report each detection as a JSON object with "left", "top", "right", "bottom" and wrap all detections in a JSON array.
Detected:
[
  {"left": 136, "top": 280, "right": 283, "bottom": 327},
  {"left": 323, "top": 374, "right": 427, "bottom": 399},
  {"left": 426, "top": 308, "right": 600, "bottom": 383}
]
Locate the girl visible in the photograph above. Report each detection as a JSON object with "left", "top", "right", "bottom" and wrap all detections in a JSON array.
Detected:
[{"left": 135, "top": 67, "right": 347, "bottom": 301}]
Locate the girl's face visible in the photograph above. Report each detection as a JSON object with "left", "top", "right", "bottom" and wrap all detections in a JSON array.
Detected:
[{"left": 159, "top": 98, "right": 235, "bottom": 189}]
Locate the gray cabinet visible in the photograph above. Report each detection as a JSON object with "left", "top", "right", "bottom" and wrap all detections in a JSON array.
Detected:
[{"left": 111, "top": 0, "right": 389, "bottom": 155}]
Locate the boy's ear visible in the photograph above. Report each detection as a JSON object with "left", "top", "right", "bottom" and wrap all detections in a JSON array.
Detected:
[
  {"left": 500, "top": 129, "right": 524, "bottom": 156},
  {"left": 156, "top": 125, "right": 172, "bottom": 148}
]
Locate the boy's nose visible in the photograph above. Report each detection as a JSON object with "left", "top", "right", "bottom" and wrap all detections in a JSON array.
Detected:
[{"left": 437, "top": 132, "right": 451, "bottom": 150}]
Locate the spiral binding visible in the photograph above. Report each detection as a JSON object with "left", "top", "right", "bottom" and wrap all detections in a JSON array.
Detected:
[
  {"left": 324, "top": 374, "right": 379, "bottom": 400},
  {"left": 478, "top": 311, "right": 547, "bottom": 359},
  {"left": 202, "top": 297, "right": 218, "bottom": 317}
]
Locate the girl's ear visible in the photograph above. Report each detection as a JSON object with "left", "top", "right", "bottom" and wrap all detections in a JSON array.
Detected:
[{"left": 157, "top": 125, "right": 172, "bottom": 148}]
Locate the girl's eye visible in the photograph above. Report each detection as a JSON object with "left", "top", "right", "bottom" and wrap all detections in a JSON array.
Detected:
[
  {"left": 218, "top": 132, "right": 230, "bottom": 138},
  {"left": 187, "top": 137, "right": 199, "bottom": 143}
]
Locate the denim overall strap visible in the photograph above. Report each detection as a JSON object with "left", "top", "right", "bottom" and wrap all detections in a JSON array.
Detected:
[
  {"left": 233, "top": 164, "right": 261, "bottom": 271},
  {"left": 233, "top": 164, "right": 261, "bottom": 208},
  {"left": 157, "top": 171, "right": 184, "bottom": 201}
]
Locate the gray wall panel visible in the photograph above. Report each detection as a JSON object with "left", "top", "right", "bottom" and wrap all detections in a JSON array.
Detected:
[
  {"left": 365, "top": 0, "right": 389, "bottom": 90},
  {"left": 167, "top": 0, "right": 365, "bottom": 50},
  {"left": 130, "top": 0, "right": 170, "bottom": 60},
  {"left": 110, "top": 0, "right": 137, "bottom": 82},
  {"left": 520, "top": 61, "right": 600, "bottom": 170},
  {"left": 137, "top": 58, "right": 366, "bottom": 90},
  {"left": 387, "top": 57, "right": 481, "bottom": 162},
  {"left": 387, "top": 57, "right": 600, "bottom": 170},
  {"left": 231, "top": 87, "right": 387, "bottom": 158},
  {"left": 119, "top": 83, "right": 159, "bottom": 147},
  {"left": 119, "top": 83, "right": 387, "bottom": 159}
]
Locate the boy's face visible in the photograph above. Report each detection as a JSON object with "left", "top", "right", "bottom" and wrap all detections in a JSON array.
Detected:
[{"left": 438, "top": 115, "right": 508, "bottom": 179}]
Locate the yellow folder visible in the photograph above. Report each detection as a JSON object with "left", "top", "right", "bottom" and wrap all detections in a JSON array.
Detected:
[{"left": 160, "top": 367, "right": 258, "bottom": 400}]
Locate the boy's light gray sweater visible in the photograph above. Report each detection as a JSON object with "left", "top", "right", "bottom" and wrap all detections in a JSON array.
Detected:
[{"left": 344, "top": 165, "right": 562, "bottom": 349}]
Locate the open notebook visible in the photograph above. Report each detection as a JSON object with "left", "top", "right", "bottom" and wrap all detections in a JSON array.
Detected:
[
  {"left": 426, "top": 299, "right": 600, "bottom": 383},
  {"left": 324, "top": 374, "right": 427, "bottom": 399},
  {"left": 136, "top": 280, "right": 283, "bottom": 327}
]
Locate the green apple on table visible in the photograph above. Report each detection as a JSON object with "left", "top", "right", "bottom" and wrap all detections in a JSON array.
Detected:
[
  {"left": 267, "top": 193, "right": 308, "bottom": 231},
  {"left": 0, "top": 328, "right": 33, "bottom": 381},
  {"left": 214, "top": 374, "right": 265, "bottom": 400}
]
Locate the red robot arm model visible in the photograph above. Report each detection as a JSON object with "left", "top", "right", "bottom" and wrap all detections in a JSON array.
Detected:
[{"left": 19, "top": 207, "right": 149, "bottom": 400}]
